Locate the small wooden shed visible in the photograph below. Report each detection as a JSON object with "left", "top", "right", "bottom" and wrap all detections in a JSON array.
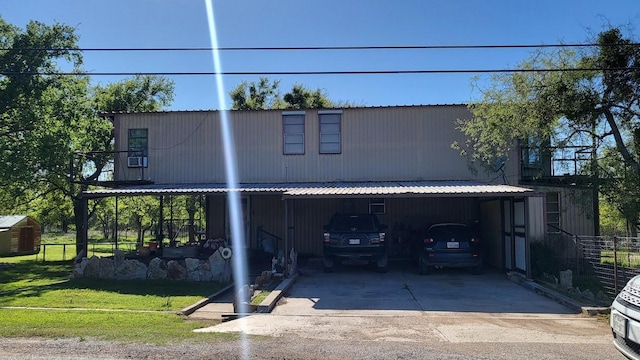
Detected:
[{"left": 0, "top": 215, "right": 41, "bottom": 256}]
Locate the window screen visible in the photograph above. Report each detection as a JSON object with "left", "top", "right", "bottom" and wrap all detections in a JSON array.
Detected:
[
  {"left": 283, "top": 114, "right": 305, "bottom": 154},
  {"left": 319, "top": 113, "right": 341, "bottom": 154}
]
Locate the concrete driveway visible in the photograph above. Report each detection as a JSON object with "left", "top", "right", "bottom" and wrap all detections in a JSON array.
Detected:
[
  {"left": 199, "top": 261, "right": 616, "bottom": 353},
  {"left": 272, "top": 261, "right": 573, "bottom": 316}
]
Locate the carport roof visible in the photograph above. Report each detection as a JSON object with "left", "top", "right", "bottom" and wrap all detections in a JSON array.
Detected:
[{"left": 84, "top": 180, "right": 534, "bottom": 198}]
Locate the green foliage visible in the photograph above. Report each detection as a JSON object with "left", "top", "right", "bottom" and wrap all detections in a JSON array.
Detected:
[
  {"left": 283, "top": 84, "right": 334, "bottom": 109},
  {"left": 0, "top": 16, "right": 175, "bottom": 248},
  {"left": 456, "top": 27, "right": 640, "bottom": 229},
  {"left": 229, "top": 76, "right": 356, "bottom": 110},
  {"left": 92, "top": 75, "right": 175, "bottom": 112},
  {"left": 230, "top": 77, "right": 282, "bottom": 110},
  {"left": 600, "top": 193, "right": 633, "bottom": 235}
]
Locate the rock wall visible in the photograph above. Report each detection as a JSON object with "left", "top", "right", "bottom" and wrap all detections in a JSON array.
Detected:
[{"left": 73, "top": 249, "right": 233, "bottom": 282}]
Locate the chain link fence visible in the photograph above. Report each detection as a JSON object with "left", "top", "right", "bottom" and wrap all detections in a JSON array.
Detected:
[{"left": 533, "top": 234, "right": 640, "bottom": 300}]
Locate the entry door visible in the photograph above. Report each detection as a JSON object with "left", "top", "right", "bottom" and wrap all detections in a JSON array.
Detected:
[
  {"left": 19, "top": 227, "right": 34, "bottom": 252},
  {"left": 513, "top": 199, "right": 527, "bottom": 272},
  {"left": 503, "top": 199, "right": 513, "bottom": 270},
  {"left": 502, "top": 198, "right": 527, "bottom": 273}
]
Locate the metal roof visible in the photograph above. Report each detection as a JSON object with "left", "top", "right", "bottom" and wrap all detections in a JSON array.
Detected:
[
  {"left": 100, "top": 104, "right": 468, "bottom": 116},
  {"left": 0, "top": 215, "right": 27, "bottom": 228},
  {"left": 84, "top": 181, "right": 533, "bottom": 198}
]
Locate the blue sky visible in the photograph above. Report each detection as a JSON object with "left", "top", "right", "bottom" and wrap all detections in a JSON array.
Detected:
[{"left": 2, "top": 0, "right": 639, "bottom": 110}]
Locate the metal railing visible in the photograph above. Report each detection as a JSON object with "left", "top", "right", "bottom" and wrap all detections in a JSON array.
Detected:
[
  {"left": 37, "top": 242, "right": 138, "bottom": 262},
  {"left": 579, "top": 236, "right": 640, "bottom": 298},
  {"left": 256, "top": 226, "right": 281, "bottom": 258},
  {"left": 536, "top": 234, "right": 640, "bottom": 300}
]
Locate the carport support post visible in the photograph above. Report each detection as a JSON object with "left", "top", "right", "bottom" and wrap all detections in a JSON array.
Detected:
[
  {"left": 284, "top": 199, "right": 289, "bottom": 277},
  {"left": 81, "top": 194, "right": 89, "bottom": 255}
]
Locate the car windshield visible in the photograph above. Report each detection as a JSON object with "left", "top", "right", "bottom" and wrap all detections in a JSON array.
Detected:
[
  {"left": 331, "top": 216, "right": 377, "bottom": 232},
  {"left": 428, "top": 225, "right": 472, "bottom": 240}
]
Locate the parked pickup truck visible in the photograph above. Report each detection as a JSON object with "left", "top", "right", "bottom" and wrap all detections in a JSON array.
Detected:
[{"left": 322, "top": 213, "right": 388, "bottom": 273}]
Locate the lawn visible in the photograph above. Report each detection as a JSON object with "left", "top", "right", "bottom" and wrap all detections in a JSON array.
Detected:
[
  {"left": 601, "top": 250, "right": 640, "bottom": 267},
  {"left": 0, "top": 250, "right": 232, "bottom": 343},
  {"left": 0, "top": 308, "right": 232, "bottom": 343}
]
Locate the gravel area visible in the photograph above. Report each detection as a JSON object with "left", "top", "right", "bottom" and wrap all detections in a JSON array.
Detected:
[{"left": 0, "top": 332, "right": 625, "bottom": 360}]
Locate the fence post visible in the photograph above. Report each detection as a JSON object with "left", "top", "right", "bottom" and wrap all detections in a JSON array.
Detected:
[
  {"left": 42, "top": 244, "right": 46, "bottom": 262},
  {"left": 63, "top": 244, "right": 66, "bottom": 261},
  {"left": 614, "top": 236, "right": 619, "bottom": 294},
  {"left": 574, "top": 236, "right": 580, "bottom": 279}
]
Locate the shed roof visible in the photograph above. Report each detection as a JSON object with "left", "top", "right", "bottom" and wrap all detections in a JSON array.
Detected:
[
  {"left": 0, "top": 215, "right": 27, "bottom": 228},
  {"left": 84, "top": 180, "right": 534, "bottom": 199}
]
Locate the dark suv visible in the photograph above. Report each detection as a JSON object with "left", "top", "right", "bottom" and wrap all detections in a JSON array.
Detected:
[
  {"left": 322, "top": 213, "right": 388, "bottom": 273},
  {"left": 418, "top": 223, "right": 482, "bottom": 275}
]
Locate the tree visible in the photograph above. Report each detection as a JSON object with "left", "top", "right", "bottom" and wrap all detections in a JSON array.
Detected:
[
  {"left": 119, "top": 196, "right": 160, "bottom": 246},
  {"left": 283, "top": 84, "right": 334, "bottom": 109},
  {"left": 0, "top": 17, "right": 82, "bottom": 190},
  {"left": 0, "top": 17, "right": 175, "bottom": 253},
  {"left": 92, "top": 75, "right": 174, "bottom": 112},
  {"left": 229, "top": 77, "right": 355, "bottom": 110},
  {"left": 455, "top": 27, "right": 640, "bottom": 233},
  {"left": 229, "top": 77, "right": 283, "bottom": 110}
]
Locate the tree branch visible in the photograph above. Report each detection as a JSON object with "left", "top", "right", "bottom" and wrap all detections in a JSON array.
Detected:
[{"left": 603, "top": 108, "right": 640, "bottom": 173}]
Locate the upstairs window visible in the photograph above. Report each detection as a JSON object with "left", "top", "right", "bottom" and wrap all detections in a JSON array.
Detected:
[
  {"left": 319, "top": 111, "right": 341, "bottom": 154},
  {"left": 128, "top": 129, "right": 148, "bottom": 157},
  {"left": 283, "top": 113, "right": 305, "bottom": 155}
]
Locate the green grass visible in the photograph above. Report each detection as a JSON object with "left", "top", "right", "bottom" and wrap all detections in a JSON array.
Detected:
[
  {"left": 0, "top": 308, "right": 233, "bottom": 343},
  {"left": 0, "top": 234, "right": 235, "bottom": 343},
  {"left": 0, "top": 261, "right": 73, "bottom": 292},
  {"left": 601, "top": 250, "right": 640, "bottom": 267},
  {"left": 0, "top": 261, "right": 225, "bottom": 310},
  {"left": 250, "top": 291, "right": 270, "bottom": 305}
]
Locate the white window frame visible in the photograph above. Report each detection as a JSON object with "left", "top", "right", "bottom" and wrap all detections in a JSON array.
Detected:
[
  {"left": 319, "top": 110, "right": 342, "bottom": 154},
  {"left": 282, "top": 112, "right": 305, "bottom": 155},
  {"left": 546, "top": 192, "right": 561, "bottom": 234}
]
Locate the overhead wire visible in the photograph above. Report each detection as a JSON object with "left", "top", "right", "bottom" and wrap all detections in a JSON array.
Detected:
[
  {"left": 6, "top": 42, "right": 640, "bottom": 51},
  {"left": 1, "top": 67, "right": 638, "bottom": 76},
  {"left": 2, "top": 42, "right": 639, "bottom": 76}
]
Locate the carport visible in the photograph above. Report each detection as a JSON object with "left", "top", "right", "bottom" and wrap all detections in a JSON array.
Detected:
[
  {"left": 280, "top": 181, "right": 540, "bottom": 276},
  {"left": 81, "top": 180, "right": 539, "bottom": 276}
]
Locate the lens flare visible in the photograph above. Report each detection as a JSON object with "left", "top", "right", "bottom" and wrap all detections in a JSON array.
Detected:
[{"left": 205, "top": 1, "right": 250, "bottom": 358}]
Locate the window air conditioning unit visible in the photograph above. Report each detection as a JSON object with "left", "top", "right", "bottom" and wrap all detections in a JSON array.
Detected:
[{"left": 127, "top": 156, "right": 146, "bottom": 168}]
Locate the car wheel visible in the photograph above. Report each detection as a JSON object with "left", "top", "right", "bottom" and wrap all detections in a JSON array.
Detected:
[{"left": 418, "top": 259, "right": 430, "bottom": 275}]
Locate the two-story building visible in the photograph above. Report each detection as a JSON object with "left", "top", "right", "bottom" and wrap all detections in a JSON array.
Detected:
[{"left": 82, "top": 104, "right": 597, "bottom": 277}]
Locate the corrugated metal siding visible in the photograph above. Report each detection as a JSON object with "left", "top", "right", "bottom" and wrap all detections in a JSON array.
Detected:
[
  {"left": 113, "top": 106, "right": 509, "bottom": 185},
  {"left": 250, "top": 195, "right": 286, "bottom": 249},
  {"left": 558, "top": 187, "right": 595, "bottom": 236},
  {"left": 284, "top": 197, "right": 479, "bottom": 256},
  {"left": 529, "top": 186, "right": 595, "bottom": 236}
]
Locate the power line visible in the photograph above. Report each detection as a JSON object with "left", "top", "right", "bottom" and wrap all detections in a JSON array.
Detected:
[
  {"left": 5, "top": 43, "right": 640, "bottom": 52},
  {"left": 1, "top": 67, "right": 637, "bottom": 76}
]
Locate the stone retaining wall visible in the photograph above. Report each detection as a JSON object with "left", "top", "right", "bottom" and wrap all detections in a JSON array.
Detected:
[{"left": 73, "top": 249, "right": 232, "bottom": 282}]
